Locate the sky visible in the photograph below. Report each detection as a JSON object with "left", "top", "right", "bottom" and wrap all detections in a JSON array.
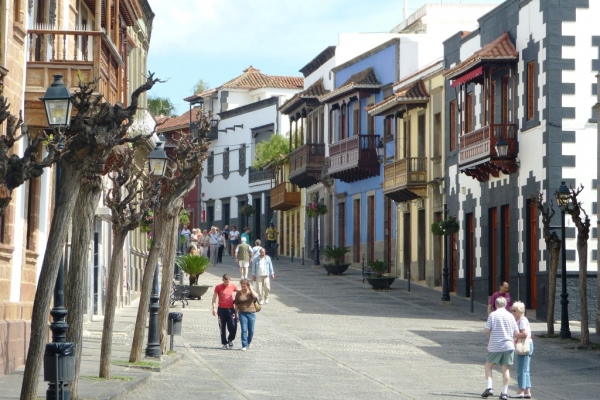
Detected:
[{"left": 147, "top": 0, "right": 505, "bottom": 115}]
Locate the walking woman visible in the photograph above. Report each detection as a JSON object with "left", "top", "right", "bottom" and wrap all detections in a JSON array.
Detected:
[
  {"left": 234, "top": 278, "right": 258, "bottom": 351},
  {"left": 510, "top": 301, "right": 533, "bottom": 399}
]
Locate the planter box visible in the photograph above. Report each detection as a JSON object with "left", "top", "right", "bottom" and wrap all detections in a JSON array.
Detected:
[
  {"left": 185, "top": 285, "right": 211, "bottom": 299},
  {"left": 365, "top": 277, "right": 396, "bottom": 290},
  {"left": 323, "top": 263, "right": 350, "bottom": 275}
]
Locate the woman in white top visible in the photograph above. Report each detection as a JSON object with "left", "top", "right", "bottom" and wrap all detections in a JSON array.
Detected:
[{"left": 511, "top": 301, "right": 533, "bottom": 399}]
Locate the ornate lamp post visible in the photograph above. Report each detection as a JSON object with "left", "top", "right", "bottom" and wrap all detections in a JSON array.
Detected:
[
  {"left": 145, "top": 139, "right": 168, "bottom": 357},
  {"left": 313, "top": 192, "right": 320, "bottom": 266},
  {"left": 555, "top": 181, "right": 572, "bottom": 339},
  {"left": 40, "top": 74, "right": 74, "bottom": 400},
  {"left": 376, "top": 138, "right": 384, "bottom": 163},
  {"left": 441, "top": 203, "right": 451, "bottom": 303}
]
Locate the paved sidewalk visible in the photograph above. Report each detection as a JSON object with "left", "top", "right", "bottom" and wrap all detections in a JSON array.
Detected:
[{"left": 0, "top": 299, "right": 181, "bottom": 399}]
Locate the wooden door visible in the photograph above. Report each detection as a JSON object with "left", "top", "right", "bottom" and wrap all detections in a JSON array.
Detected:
[
  {"left": 501, "top": 205, "right": 510, "bottom": 284},
  {"left": 489, "top": 207, "right": 497, "bottom": 295},
  {"left": 386, "top": 198, "right": 392, "bottom": 266},
  {"left": 353, "top": 199, "right": 361, "bottom": 263},
  {"left": 403, "top": 212, "right": 411, "bottom": 279},
  {"left": 527, "top": 199, "right": 538, "bottom": 309},
  {"left": 368, "top": 196, "right": 375, "bottom": 262},
  {"left": 450, "top": 232, "right": 457, "bottom": 292},
  {"left": 418, "top": 209, "right": 426, "bottom": 280},
  {"left": 466, "top": 212, "right": 474, "bottom": 297}
]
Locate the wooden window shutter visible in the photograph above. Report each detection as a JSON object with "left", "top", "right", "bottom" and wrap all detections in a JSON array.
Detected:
[{"left": 527, "top": 62, "right": 535, "bottom": 121}]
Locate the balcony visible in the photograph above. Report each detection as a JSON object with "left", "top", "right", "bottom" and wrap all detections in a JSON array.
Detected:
[
  {"left": 25, "top": 29, "right": 124, "bottom": 127},
  {"left": 270, "top": 182, "right": 301, "bottom": 211},
  {"left": 249, "top": 167, "right": 271, "bottom": 183},
  {"left": 288, "top": 143, "right": 325, "bottom": 188},
  {"left": 328, "top": 135, "right": 380, "bottom": 183},
  {"left": 383, "top": 158, "right": 427, "bottom": 202},
  {"left": 459, "top": 124, "right": 518, "bottom": 181}
]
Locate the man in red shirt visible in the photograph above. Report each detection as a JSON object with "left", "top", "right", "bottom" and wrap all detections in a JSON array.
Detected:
[
  {"left": 212, "top": 274, "right": 238, "bottom": 349},
  {"left": 487, "top": 282, "right": 512, "bottom": 315}
]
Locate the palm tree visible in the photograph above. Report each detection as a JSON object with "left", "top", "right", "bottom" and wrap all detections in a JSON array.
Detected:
[
  {"left": 321, "top": 245, "right": 350, "bottom": 265},
  {"left": 176, "top": 254, "right": 210, "bottom": 285}
]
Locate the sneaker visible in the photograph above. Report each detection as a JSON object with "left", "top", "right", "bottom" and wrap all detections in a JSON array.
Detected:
[
  {"left": 509, "top": 395, "right": 524, "bottom": 399},
  {"left": 265, "top": 298, "right": 269, "bottom": 304},
  {"left": 499, "top": 394, "right": 508, "bottom": 400},
  {"left": 241, "top": 347, "right": 247, "bottom": 351},
  {"left": 482, "top": 389, "right": 494, "bottom": 398},
  {"left": 259, "top": 300, "right": 265, "bottom": 305},
  {"left": 222, "top": 345, "right": 228, "bottom": 350},
  {"left": 248, "top": 343, "right": 252, "bottom": 348},
  {"left": 228, "top": 341, "right": 233, "bottom": 349}
]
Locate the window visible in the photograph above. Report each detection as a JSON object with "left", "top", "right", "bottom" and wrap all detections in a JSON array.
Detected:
[
  {"left": 501, "top": 75, "right": 509, "bottom": 124},
  {"left": 384, "top": 117, "right": 392, "bottom": 139},
  {"left": 207, "top": 151, "right": 214, "bottom": 176},
  {"left": 328, "top": 109, "right": 333, "bottom": 144},
  {"left": 223, "top": 147, "right": 229, "bottom": 176},
  {"left": 319, "top": 110, "right": 324, "bottom": 144},
  {"left": 238, "top": 144, "right": 246, "bottom": 173},
  {"left": 352, "top": 105, "right": 359, "bottom": 136},
  {"left": 449, "top": 101, "right": 456, "bottom": 151},
  {"left": 433, "top": 113, "right": 441, "bottom": 157},
  {"left": 417, "top": 114, "right": 425, "bottom": 158},
  {"left": 490, "top": 82, "right": 496, "bottom": 125},
  {"left": 340, "top": 104, "right": 346, "bottom": 140},
  {"left": 367, "top": 111, "right": 375, "bottom": 136},
  {"left": 527, "top": 61, "right": 535, "bottom": 121},
  {"left": 465, "top": 92, "right": 473, "bottom": 133}
]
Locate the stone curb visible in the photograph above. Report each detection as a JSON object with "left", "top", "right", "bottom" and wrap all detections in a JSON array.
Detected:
[
  {"left": 97, "top": 371, "right": 153, "bottom": 400},
  {"left": 111, "top": 352, "right": 184, "bottom": 373}
]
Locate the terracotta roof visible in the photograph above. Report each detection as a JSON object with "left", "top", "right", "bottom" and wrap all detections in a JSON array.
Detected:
[
  {"left": 444, "top": 32, "right": 518, "bottom": 80},
  {"left": 320, "top": 67, "right": 381, "bottom": 103},
  {"left": 220, "top": 66, "right": 303, "bottom": 91},
  {"left": 367, "top": 79, "right": 430, "bottom": 116},
  {"left": 279, "top": 78, "right": 328, "bottom": 114},
  {"left": 157, "top": 109, "right": 194, "bottom": 133}
]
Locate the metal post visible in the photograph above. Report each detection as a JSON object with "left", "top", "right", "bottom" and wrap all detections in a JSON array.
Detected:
[
  {"left": 407, "top": 268, "right": 411, "bottom": 292},
  {"left": 313, "top": 193, "right": 320, "bottom": 266},
  {"left": 146, "top": 201, "right": 161, "bottom": 357},
  {"left": 441, "top": 204, "right": 451, "bottom": 302},
  {"left": 560, "top": 208, "right": 571, "bottom": 339},
  {"left": 174, "top": 251, "right": 181, "bottom": 282},
  {"left": 301, "top": 246, "right": 304, "bottom": 265},
  {"left": 291, "top": 245, "right": 294, "bottom": 263},
  {"left": 470, "top": 286, "right": 474, "bottom": 313}
]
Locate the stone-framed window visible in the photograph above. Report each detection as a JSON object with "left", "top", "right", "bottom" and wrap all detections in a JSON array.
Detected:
[
  {"left": 223, "top": 147, "right": 229, "bottom": 179},
  {"left": 238, "top": 144, "right": 246, "bottom": 176},
  {"left": 207, "top": 151, "right": 214, "bottom": 182}
]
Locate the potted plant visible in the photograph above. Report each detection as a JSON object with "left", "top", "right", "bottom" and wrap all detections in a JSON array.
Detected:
[
  {"left": 431, "top": 217, "right": 459, "bottom": 236},
  {"left": 179, "top": 209, "right": 190, "bottom": 226},
  {"left": 239, "top": 204, "right": 255, "bottom": 217},
  {"left": 176, "top": 254, "right": 211, "bottom": 299},
  {"left": 306, "top": 202, "right": 327, "bottom": 218},
  {"left": 365, "top": 260, "right": 395, "bottom": 290},
  {"left": 321, "top": 245, "right": 351, "bottom": 275}
]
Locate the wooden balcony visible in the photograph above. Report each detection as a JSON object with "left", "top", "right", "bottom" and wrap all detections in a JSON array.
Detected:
[
  {"left": 249, "top": 167, "right": 271, "bottom": 183},
  {"left": 328, "top": 135, "right": 380, "bottom": 183},
  {"left": 459, "top": 124, "right": 518, "bottom": 181},
  {"left": 270, "top": 182, "right": 301, "bottom": 211},
  {"left": 288, "top": 143, "right": 325, "bottom": 188},
  {"left": 24, "top": 29, "right": 124, "bottom": 128},
  {"left": 383, "top": 158, "right": 427, "bottom": 202}
]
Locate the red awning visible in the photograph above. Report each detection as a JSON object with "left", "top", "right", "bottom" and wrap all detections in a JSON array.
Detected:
[{"left": 451, "top": 66, "right": 483, "bottom": 88}]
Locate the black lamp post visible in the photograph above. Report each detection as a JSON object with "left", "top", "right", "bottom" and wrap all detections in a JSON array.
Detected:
[
  {"left": 40, "top": 74, "right": 74, "bottom": 400},
  {"left": 441, "top": 203, "right": 451, "bottom": 303},
  {"left": 495, "top": 136, "right": 509, "bottom": 158},
  {"left": 145, "top": 139, "right": 168, "bottom": 358},
  {"left": 555, "top": 181, "right": 571, "bottom": 339},
  {"left": 313, "top": 192, "right": 320, "bottom": 266},
  {"left": 376, "top": 137, "right": 384, "bottom": 163}
]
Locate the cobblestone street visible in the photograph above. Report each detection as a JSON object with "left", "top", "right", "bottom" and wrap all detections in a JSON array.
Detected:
[{"left": 124, "top": 256, "right": 600, "bottom": 400}]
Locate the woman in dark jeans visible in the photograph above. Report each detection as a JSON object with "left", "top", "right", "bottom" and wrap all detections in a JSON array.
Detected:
[
  {"left": 234, "top": 278, "right": 258, "bottom": 351},
  {"left": 217, "top": 228, "right": 225, "bottom": 263}
]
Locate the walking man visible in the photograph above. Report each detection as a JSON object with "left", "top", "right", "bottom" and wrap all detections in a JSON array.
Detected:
[
  {"left": 488, "top": 282, "right": 512, "bottom": 315},
  {"left": 482, "top": 296, "right": 519, "bottom": 399},
  {"left": 252, "top": 247, "right": 275, "bottom": 305},
  {"left": 208, "top": 226, "right": 219, "bottom": 267},
  {"left": 212, "top": 274, "right": 238, "bottom": 349},
  {"left": 235, "top": 237, "right": 252, "bottom": 279},
  {"left": 265, "top": 223, "right": 279, "bottom": 252}
]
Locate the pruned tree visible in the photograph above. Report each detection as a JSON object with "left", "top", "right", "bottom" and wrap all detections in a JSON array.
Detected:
[
  {"left": 562, "top": 184, "right": 590, "bottom": 346},
  {"left": 99, "top": 147, "right": 160, "bottom": 378},
  {"left": 0, "top": 95, "right": 64, "bottom": 217},
  {"left": 129, "top": 110, "right": 212, "bottom": 362},
  {"left": 21, "top": 73, "right": 162, "bottom": 400},
  {"left": 534, "top": 192, "right": 562, "bottom": 335}
]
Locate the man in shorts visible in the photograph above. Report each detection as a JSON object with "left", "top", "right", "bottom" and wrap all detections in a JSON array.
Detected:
[
  {"left": 482, "top": 296, "right": 519, "bottom": 400},
  {"left": 212, "top": 274, "right": 238, "bottom": 349}
]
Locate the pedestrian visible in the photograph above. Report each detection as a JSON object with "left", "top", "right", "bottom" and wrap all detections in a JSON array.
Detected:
[
  {"left": 190, "top": 228, "right": 199, "bottom": 250},
  {"left": 252, "top": 247, "right": 274, "bottom": 305},
  {"left": 222, "top": 225, "right": 230, "bottom": 256},
  {"left": 211, "top": 274, "right": 238, "bottom": 350},
  {"left": 488, "top": 282, "right": 512, "bottom": 315},
  {"left": 510, "top": 301, "right": 533, "bottom": 399},
  {"left": 251, "top": 239, "right": 262, "bottom": 262},
  {"left": 217, "top": 228, "right": 225, "bottom": 263},
  {"left": 265, "top": 223, "right": 279, "bottom": 254},
  {"left": 199, "top": 229, "right": 209, "bottom": 257},
  {"left": 180, "top": 225, "right": 191, "bottom": 254},
  {"left": 208, "top": 226, "right": 219, "bottom": 267},
  {"left": 482, "top": 296, "right": 520, "bottom": 400},
  {"left": 234, "top": 278, "right": 259, "bottom": 351},
  {"left": 235, "top": 237, "right": 252, "bottom": 279},
  {"left": 230, "top": 226, "right": 240, "bottom": 256},
  {"left": 241, "top": 227, "right": 251, "bottom": 245}
]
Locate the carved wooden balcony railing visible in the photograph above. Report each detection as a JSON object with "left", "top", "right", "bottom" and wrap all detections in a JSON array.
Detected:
[
  {"left": 25, "top": 29, "right": 124, "bottom": 127},
  {"left": 270, "top": 182, "right": 301, "bottom": 211},
  {"left": 288, "top": 143, "right": 325, "bottom": 188},
  {"left": 249, "top": 167, "right": 271, "bottom": 183},
  {"left": 328, "top": 135, "right": 380, "bottom": 183},
  {"left": 458, "top": 123, "right": 517, "bottom": 181},
  {"left": 383, "top": 157, "right": 427, "bottom": 202}
]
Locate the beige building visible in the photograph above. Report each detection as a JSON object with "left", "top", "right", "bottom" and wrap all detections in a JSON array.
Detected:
[{"left": 368, "top": 61, "right": 446, "bottom": 287}]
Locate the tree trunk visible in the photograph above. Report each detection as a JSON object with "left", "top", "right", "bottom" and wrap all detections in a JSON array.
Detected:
[
  {"left": 547, "top": 243, "right": 560, "bottom": 335},
  {"left": 577, "top": 242, "right": 589, "bottom": 346},
  {"left": 20, "top": 164, "right": 84, "bottom": 400},
  {"left": 159, "top": 212, "right": 180, "bottom": 353},
  {"left": 129, "top": 207, "right": 170, "bottom": 362},
  {"left": 65, "top": 175, "right": 102, "bottom": 399},
  {"left": 99, "top": 229, "right": 127, "bottom": 378}
]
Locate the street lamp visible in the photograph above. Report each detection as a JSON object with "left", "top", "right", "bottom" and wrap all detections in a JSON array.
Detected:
[
  {"left": 313, "top": 192, "right": 320, "bottom": 266},
  {"left": 145, "top": 139, "right": 168, "bottom": 358},
  {"left": 495, "top": 136, "right": 509, "bottom": 158},
  {"left": 40, "top": 74, "right": 74, "bottom": 400},
  {"left": 555, "top": 181, "right": 571, "bottom": 339},
  {"left": 441, "top": 203, "right": 451, "bottom": 303},
  {"left": 376, "top": 138, "right": 384, "bottom": 163}
]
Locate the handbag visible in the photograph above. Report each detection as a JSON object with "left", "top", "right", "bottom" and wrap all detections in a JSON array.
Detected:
[
  {"left": 253, "top": 297, "right": 261, "bottom": 312},
  {"left": 514, "top": 320, "right": 531, "bottom": 355}
]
